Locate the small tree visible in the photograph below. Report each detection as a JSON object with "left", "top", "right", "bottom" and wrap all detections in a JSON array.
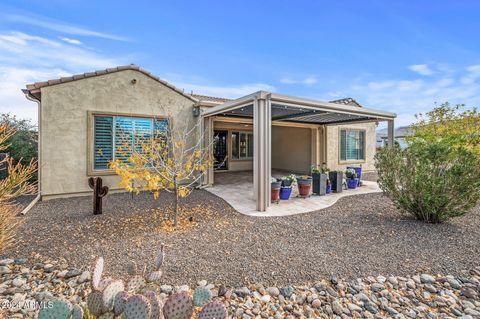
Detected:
[
  {"left": 376, "top": 103, "right": 480, "bottom": 223},
  {"left": 110, "top": 119, "right": 214, "bottom": 227},
  {"left": 408, "top": 103, "right": 479, "bottom": 157},
  {"left": 0, "top": 123, "right": 36, "bottom": 253}
]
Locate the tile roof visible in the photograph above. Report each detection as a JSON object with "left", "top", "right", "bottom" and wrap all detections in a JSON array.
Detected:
[
  {"left": 25, "top": 64, "right": 197, "bottom": 102},
  {"left": 329, "top": 97, "right": 363, "bottom": 107}
]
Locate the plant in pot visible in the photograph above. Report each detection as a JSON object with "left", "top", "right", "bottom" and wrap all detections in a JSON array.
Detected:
[
  {"left": 271, "top": 177, "right": 282, "bottom": 203},
  {"left": 347, "top": 165, "right": 362, "bottom": 187},
  {"left": 345, "top": 168, "right": 358, "bottom": 189},
  {"left": 296, "top": 175, "right": 312, "bottom": 198},
  {"left": 281, "top": 174, "right": 296, "bottom": 187},
  {"left": 311, "top": 164, "right": 329, "bottom": 196},
  {"left": 280, "top": 174, "right": 295, "bottom": 200},
  {"left": 328, "top": 170, "right": 343, "bottom": 193},
  {"left": 325, "top": 178, "right": 332, "bottom": 194}
]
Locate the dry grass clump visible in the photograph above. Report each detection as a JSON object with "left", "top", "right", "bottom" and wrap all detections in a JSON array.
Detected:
[{"left": 0, "top": 123, "right": 36, "bottom": 253}]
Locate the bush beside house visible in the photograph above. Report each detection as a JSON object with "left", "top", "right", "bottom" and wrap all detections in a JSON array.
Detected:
[{"left": 375, "top": 103, "right": 480, "bottom": 223}]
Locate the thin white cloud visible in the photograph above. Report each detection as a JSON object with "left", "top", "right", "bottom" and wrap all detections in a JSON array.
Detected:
[
  {"left": 0, "top": 31, "right": 122, "bottom": 122},
  {"left": 279, "top": 75, "right": 318, "bottom": 85},
  {"left": 408, "top": 64, "right": 433, "bottom": 76},
  {"left": 5, "top": 14, "right": 128, "bottom": 41},
  {"left": 59, "top": 37, "right": 82, "bottom": 45},
  {"left": 349, "top": 66, "right": 480, "bottom": 127}
]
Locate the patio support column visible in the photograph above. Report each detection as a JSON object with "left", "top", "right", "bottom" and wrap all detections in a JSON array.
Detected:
[
  {"left": 253, "top": 92, "right": 271, "bottom": 212},
  {"left": 387, "top": 119, "right": 395, "bottom": 149},
  {"left": 311, "top": 127, "right": 320, "bottom": 168},
  {"left": 204, "top": 116, "right": 214, "bottom": 186}
]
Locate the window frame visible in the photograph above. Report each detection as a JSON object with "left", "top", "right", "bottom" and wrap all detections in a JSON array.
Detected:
[
  {"left": 231, "top": 130, "right": 254, "bottom": 161},
  {"left": 338, "top": 128, "right": 366, "bottom": 163},
  {"left": 87, "top": 111, "right": 170, "bottom": 176}
]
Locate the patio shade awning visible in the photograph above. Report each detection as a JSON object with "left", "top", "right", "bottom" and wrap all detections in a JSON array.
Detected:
[{"left": 201, "top": 91, "right": 396, "bottom": 125}]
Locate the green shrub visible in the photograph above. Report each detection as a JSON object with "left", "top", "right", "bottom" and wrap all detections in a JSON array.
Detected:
[{"left": 375, "top": 140, "right": 480, "bottom": 223}]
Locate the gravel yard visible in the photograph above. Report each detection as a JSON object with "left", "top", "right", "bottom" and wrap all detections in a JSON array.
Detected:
[{"left": 3, "top": 190, "right": 480, "bottom": 286}]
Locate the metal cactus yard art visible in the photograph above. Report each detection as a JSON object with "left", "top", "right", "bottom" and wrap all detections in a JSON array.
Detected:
[{"left": 88, "top": 177, "right": 109, "bottom": 215}]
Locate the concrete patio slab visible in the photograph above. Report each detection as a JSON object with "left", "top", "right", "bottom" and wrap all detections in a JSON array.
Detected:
[{"left": 205, "top": 171, "right": 382, "bottom": 216}]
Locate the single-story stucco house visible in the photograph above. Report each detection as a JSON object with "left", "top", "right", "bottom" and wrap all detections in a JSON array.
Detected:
[{"left": 24, "top": 64, "right": 396, "bottom": 211}]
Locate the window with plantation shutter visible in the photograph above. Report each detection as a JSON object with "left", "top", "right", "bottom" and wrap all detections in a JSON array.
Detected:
[
  {"left": 92, "top": 115, "right": 168, "bottom": 170},
  {"left": 340, "top": 129, "right": 365, "bottom": 161},
  {"left": 93, "top": 116, "right": 113, "bottom": 169}
]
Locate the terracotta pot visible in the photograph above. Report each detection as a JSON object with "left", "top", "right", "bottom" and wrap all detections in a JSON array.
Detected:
[
  {"left": 271, "top": 187, "right": 280, "bottom": 203},
  {"left": 298, "top": 184, "right": 311, "bottom": 198}
]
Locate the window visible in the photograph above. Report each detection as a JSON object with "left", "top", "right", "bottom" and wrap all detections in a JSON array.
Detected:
[
  {"left": 93, "top": 115, "right": 168, "bottom": 170},
  {"left": 231, "top": 131, "right": 253, "bottom": 159},
  {"left": 340, "top": 129, "right": 365, "bottom": 161}
]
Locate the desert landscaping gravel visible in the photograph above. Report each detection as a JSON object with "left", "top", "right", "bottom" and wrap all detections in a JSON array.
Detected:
[{"left": 3, "top": 189, "right": 480, "bottom": 287}]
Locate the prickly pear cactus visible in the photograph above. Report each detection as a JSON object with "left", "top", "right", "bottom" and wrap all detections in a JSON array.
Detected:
[
  {"left": 147, "top": 270, "right": 162, "bottom": 283},
  {"left": 145, "top": 290, "right": 163, "bottom": 319},
  {"left": 127, "top": 275, "right": 146, "bottom": 293},
  {"left": 92, "top": 257, "right": 104, "bottom": 291},
  {"left": 38, "top": 298, "right": 72, "bottom": 319},
  {"left": 155, "top": 243, "right": 165, "bottom": 270},
  {"left": 103, "top": 280, "right": 125, "bottom": 311},
  {"left": 198, "top": 301, "right": 227, "bottom": 319},
  {"left": 126, "top": 261, "right": 138, "bottom": 276},
  {"left": 87, "top": 291, "right": 104, "bottom": 317},
  {"left": 71, "top": 305, "right": 84, "bottom": 319},
  {"left": 163, "top": 291, "right": 193, "bottom": 319},
  {"left": 193, "top": 287, "right": 212, "bottom": 307},
  {"left": 124, "top": 294, "right": 151, "bottom": 319},
  {"left": 98, "top": 312, "right": 115, "bottom": 319},
  {"left": 113, "top": 291, "right": 129, "bottom": 316},
  {"left": 98, "top": 277, "right": 114, "bottom": 291}
]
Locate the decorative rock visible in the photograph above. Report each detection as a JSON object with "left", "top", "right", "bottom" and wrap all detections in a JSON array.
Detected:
[
  {"left": 331, "top": 300, "right": 344, "bottom": 315},
  {"left": 267, "top": 287, "right": 280, "bottom": 296},
  {"left": 0, "top": 259, "right": 14, "bottom": 266},
  {"left": 160, "top": 284, "right": 173, "bottom": 294},
  {"left": 311, "top": 298, "right": 322, "bottom": 308},
  {"left": 461, "top": 288, "right": 478, "bottom": 299},
  {"left": 197, "top": 279, "right": 207, "bottom": 286},
  {"left": 0, "top": 266, "right": 11, "bottom": 274},
  {"left": 65, "top": 269, "right": 82, "bottom": 279},
  {"left": 77, "top": 271, "right": 91, "bottom": 284},
  {"left": 280, "top": 286, "right": 294, "bottom": 298},
  {"left": 420, "top": 274, "right": 436, "bottom": 284}
]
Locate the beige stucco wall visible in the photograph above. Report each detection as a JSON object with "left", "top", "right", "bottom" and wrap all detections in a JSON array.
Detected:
[
  {"left": 272, "top": 126, "right": 311, "bottom": 174},
  {"left": 40, "top": 70, "right": 196, "bottom": 199},
  {"left": 324, "top": 122, "right": 377, "bottom": 172}
]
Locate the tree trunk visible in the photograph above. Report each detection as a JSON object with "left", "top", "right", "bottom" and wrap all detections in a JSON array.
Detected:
[{"left": 173, "top": 180, "right": 179, "bottom": 227}]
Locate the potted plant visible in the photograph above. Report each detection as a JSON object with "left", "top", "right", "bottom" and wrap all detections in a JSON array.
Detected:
[
  {"left": 325, "top": 178, "right": 332, "bottom": 194},
  {"left": 296, "top": 175, "right": 312, "bottom": 198},
  {"left": 328, "top": 170, "right": 343, "bottom": 193},
  {"left": 271, "top": 177, "right": 282, "bottom": 203},
  {"left": 279, "top": 175, "right": 295, "bottom": 200},
  {"left": 347, "top": 166, "right": 362, "bottom": 187},
  {"left": 281, "top": 174, "right": 296, "bottom": 187},
  {"left": 345, "top": 168, "right": 358, "bottom": 189},
  {"left": 312, "top": 164, "right": 329, "bottom": 196}
]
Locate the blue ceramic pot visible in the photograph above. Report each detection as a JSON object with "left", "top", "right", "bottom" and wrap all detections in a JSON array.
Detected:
[
  {"left": 347, "top": 178, "right": 358, "bottom": 189},
  {"left": 326, "top": 184, "right": 332, "bottom": 194},
  {"left": 280, "top": 186, "right": 292, "bottom": 200}
]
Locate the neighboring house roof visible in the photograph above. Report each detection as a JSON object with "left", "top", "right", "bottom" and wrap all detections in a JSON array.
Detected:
[
  {"left": 24, "top": 64, "right": 198, "bottom": 102},
  {"left": 189, "top": 94, "right": 232, "bottom": 104},
  {"left": 329, "top": 97, "right": 363, "bottom": 107}
]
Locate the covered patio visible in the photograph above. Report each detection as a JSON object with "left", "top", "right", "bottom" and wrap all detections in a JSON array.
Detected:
[
  {"left": 206, "top": 171, "right": 381, "bottom": 216},
  {"left": 201, "top": 91, "right": 396, "bottom": 212}
]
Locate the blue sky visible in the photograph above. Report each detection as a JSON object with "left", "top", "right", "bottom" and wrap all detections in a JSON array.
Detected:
[{"left": 1, "top": 1, "right": 479, "bottom": 127}]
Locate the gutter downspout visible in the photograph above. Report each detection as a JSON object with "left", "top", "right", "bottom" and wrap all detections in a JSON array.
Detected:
[{"left": 20, "top": 91, "right": 41, "bottom": 215}]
